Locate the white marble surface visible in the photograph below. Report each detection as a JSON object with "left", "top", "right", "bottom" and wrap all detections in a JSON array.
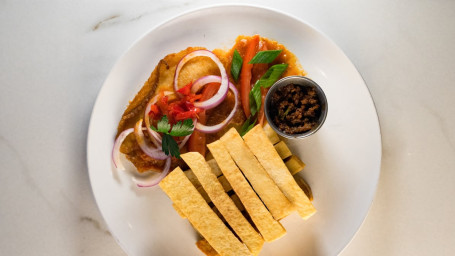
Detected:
[{"left": 0, "top": 0, "right": 454, "bottom": 255}]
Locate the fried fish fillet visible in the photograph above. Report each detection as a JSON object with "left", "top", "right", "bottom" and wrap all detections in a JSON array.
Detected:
[{"left": 116, "top": 47, "right": 244, "bottom": 173}]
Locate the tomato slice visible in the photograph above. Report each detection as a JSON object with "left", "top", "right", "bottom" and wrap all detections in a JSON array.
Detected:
[
  {"left": 148, "top": 104, "right": 161, "bottom": 120},
  {"left": 177, "top": 82, "right": 192, "bottom": 96},
  {"left": 187, "top": 83, "right": 221, "bottom": 156},
  {"left": 239, "top": 35, "right": 259, "bottom": 118},
  {"left": 186, "top": 93, "right": 202, "bottom": 103},
  {"left": 252, "top": 40, "right": 269, "bottom": 125},
  {"left": 174, "top": 108, "right": 201, "bottom": 121}
]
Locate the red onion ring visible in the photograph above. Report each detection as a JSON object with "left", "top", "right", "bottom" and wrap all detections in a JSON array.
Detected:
[
  {"left": 191, "top": 75, "right": 223, "bottom": 94},
  {"left": 144, "top": 91, "right": 174, "bottom": 146},
  {"left": 192, "top": 76, "right": 239, "bottom": 134},
  {"left": 112, "top": 128, "right": 134, "bottom": 170},
  {"left": 134, "top": 119, "right": 168, "bottom": 160},
  {"left": 132, "top": 157, "right": 171, "bottom": 187},
  {"left": 173, "top": 50, "right": 228, "bottom": 109}
]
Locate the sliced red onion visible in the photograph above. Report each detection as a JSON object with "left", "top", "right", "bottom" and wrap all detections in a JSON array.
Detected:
[
  {"left": 132, "top": 157, "right": 171, "bottom": 187},
  {"left": 144, "top": 91, "right": 174, "bottom": 146},
  {"left": 134, "top": 119, "right": 168, "bottom": 160},
  {"left": 112, "top": 128, "right": 134, "bottom": 170},
  {"left": 191, "top": 75, "right": 224, "bottom": 94},
  {"left": 173, "top": 50, "right": 228, "bottom": 109},
  {"left": 194, "top": 77, "right": 239, "bottom": 134}
]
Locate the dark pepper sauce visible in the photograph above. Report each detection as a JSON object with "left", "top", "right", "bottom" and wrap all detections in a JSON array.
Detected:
[{"left": 270, "top": 83, "right": 321, "bottom": 134}]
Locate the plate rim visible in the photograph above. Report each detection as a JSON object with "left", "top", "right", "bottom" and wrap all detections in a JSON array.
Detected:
[{"left": 86, "top": 4, "right": 382, "bottom": 256}]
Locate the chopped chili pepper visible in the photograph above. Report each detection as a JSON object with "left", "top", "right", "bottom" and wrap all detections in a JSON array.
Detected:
[
  {"left": 177, "top": 82, "right": 193, "bottom": 96},
  {"left": 185, "top": 93, "right": 202, "bottom": 103},
  {"left": 148, "top": 104, "right": 161, "bottom": 120}
]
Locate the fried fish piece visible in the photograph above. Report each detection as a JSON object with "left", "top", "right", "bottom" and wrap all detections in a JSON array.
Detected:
[
  {"left": 181, "top": 152, "right": 264, "bottom": 255},
  {"left": 116, "top": 47, "right": 213, "bottom": 173},
  {"left": 172, "top": 203, "right": 186, "bottom": 219},
  {"left": 243, "top": 125, "right": 316, "bottom": 219},
  {"left": 159, "top": 167, "right": 251, "bottom": 256}
]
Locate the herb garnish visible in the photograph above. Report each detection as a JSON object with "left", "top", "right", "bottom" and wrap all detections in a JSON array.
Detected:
[
  {"left": 255, "top": 63, "right": 288, "bottom": 88},
  {"left": 230, "top": 49, "right": 243, "bottom": 82},
  {"left": 151, "top": 116, "right": 194, "bottom": 158},
  {"left": 280, "top": 105, "right": 292, "bottom": 120},
  {"left": 249, "top": 50, "right": 282, "bottom": 64},
  {"left": 249, "top": 63, "right": 288, "bottom": 116},
  {"left": 239, "top": 117, "right": 257, "bottom": 137},
  {"left": 249, "top": 82, "right": 262, "bottom": 116}
]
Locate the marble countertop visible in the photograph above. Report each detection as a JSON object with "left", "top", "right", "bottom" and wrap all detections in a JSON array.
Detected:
[{"left": 1, "top": 0, "right": 454, "bottom": 255}]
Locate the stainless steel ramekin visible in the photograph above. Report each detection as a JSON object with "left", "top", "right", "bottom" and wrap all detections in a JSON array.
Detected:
[{"left": 264, "top": 76, "right": 328, "bottom": 139}]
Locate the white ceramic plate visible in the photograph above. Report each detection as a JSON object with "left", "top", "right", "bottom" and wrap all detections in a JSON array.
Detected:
[{"left": 87, "top": 5, "right": 381, "bottom": 256}]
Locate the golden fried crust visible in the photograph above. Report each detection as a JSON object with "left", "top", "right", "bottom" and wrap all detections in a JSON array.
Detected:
[
  {"left": 208, "top": 140, "right": 286, "bottom": 242},
  {"left": 219, "top": 128, "right": 295, "bottom": 220},
  {"left": 274, "top": 141, "right": 293, "bottom": 160},
  {"left": 116, "top": 46, "right": 221, "bottom": 173},
  {"left": 243, "top": 125, "right": 316, "bottom": 219},
  {"left": 181, "top": 152, "right": 263, "bottom": 255},
  {"left": 263, "top": 123, "right": 281, "bottom": 145},
  {"left": 196, "top": 239, "right": 220, "bottom": 256},
  {"left": 116, "top": 46, "right": 244, "bottom": 173},
  {"left": 285, "top": 155, "right": 306, "bottom": 175},
  {"left": 206, "top": 158, "right": 223, "bottom": 177},
  {"left": 159, "top": 167, "right": 251, "bottom": 256},
  {"left": 117, "top": 47, "right": 207, "bottom": 173}
]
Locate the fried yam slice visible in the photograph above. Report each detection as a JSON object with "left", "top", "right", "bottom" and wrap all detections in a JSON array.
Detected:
[
  {"left": 117, "top": 47, "right": 212, "bottom": 173},
  {"left": 294, "top": 175, "right": 314, "bottom": 201},
  {"left": 263, "top": 123, "right": 280, "bottom": 145},
  {"left": 184, "top": 159, "right": 223, "bottom": 188},
  {"left": 274, "top": 141, "right": 292, "bottom": 160},
  {"left": 159, "top": 167, "right": 250, "bottom": 256},
  {"left": 285, "top": 155, "right": 306, "bottom": 175},
  {"left": 172, "top": 203, "right": 186, "bottom": 219},
  {"left": 208, "top": 140, "right": 286, "bottom": 242},
  {"left": 219, "top": 128, "right": 294, "bottom": 220},
  {"left": 207, "top": 158, "right": 223, "bottom": 177},
  {"left": 197, "top": 239, "right": 220, "bottom": 256},
  {"left": 181, "top": 152, "right": 264, "bottom": 255},
  {"left": 243, "top": 125, "right": 316, "bottom": 219},
  {"left": 230, "top": 194, "right": 245, "bottom": 212}
]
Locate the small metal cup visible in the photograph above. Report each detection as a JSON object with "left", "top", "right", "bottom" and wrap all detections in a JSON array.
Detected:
[{"left": 264, "top": 76, "right": 328, "bottom": 139}]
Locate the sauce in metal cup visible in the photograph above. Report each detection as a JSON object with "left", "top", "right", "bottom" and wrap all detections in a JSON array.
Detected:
[{"left": 264, "top": 76, "right": 328, "bottom": 139}]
